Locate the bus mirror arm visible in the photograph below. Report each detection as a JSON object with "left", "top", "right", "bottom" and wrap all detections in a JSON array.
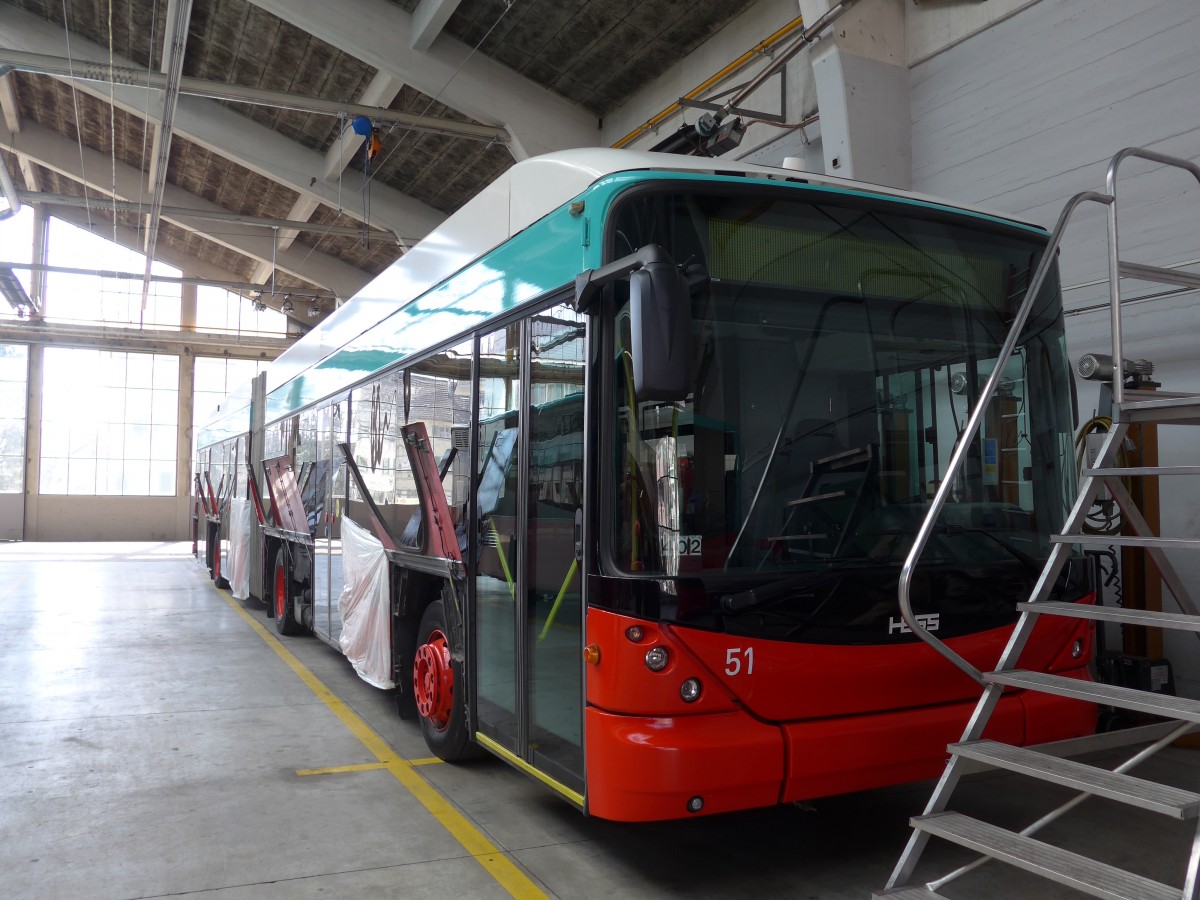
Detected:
[{"left": 573, "top": 243, "right": 676, "bottom": 314}]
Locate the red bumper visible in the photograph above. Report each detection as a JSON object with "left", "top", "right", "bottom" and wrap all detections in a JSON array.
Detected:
[{"left": 585, "top": 682, "right": 1095, "bottom": 822}]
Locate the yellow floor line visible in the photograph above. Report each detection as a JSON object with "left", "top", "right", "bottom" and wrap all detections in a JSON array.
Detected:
[
  {"left": 218, "top": 590, "right": 548, "bottom": 899},
  {"left": 296, "top": 762, "right": 392, "bottom": 776},
  {"left": 297, "top": 757, "right": 445, "bottom": 776}
]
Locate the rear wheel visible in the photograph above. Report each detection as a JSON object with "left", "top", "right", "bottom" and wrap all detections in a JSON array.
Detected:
[
  {"left": 213, "top": 541, "right": 229, "bottom": 590},
  {"left": 273, "top": 548, "right": 303, "bottom": 636},
  {"left": 413, "top": 597, "right": 476, "bottom": 760}
]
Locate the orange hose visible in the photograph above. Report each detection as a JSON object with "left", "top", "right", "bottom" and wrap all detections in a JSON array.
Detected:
[{"left": 611, "top": 15, "right": 806, "bottom": 149}]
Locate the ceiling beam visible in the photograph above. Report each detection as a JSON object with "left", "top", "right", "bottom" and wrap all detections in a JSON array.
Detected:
[
  {"left": 0, "top": 3, "right": 446, "bottom": 242},
  {"left": 142, "top": 0, "right": 194, "bottom": 310},
  {"left": 411, "top": 0, "right": 463, "bottom": 52},
  {"left": 18, "top": 190, "right": 388, "bottom": 239},
  {"left": 0, "top": 317, "right": 293, "bottom": 360},
  {"left": 0, "top": 72, "right": 38, "bottom": 191},
  {"left": 242, "top": 0, "right": 599, "bottom": 160},
  {"left": 0, "top": 70, "right": 20, "bottom": 132},
  {"left": 13, "top": 121, "right": 372, "bottom": 300},
  {"left": 3, "top": 260, "right": 335, "bottom": 299},
  {"left": 0, "top": 49, "right": 509, "bottom": 144}
]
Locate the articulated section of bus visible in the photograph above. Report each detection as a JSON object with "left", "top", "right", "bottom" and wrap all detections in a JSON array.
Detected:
[{"left": 578, "top": 185, "right": 1096, "bottom": 821}]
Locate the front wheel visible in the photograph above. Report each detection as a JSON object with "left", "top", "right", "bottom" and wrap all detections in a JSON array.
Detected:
[
  {"left": 413, "top": 597, "right": 476, "bottom": 760},
  {"left": 273, "top": 548, "right": 303, "bottom": 636}
]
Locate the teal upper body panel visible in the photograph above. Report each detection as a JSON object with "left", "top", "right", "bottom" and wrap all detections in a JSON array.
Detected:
[{"left": 197, "top": 168, "right": 1048, "bottom": 447}]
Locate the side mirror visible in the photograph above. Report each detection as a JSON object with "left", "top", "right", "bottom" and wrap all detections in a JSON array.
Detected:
[
  {"left": 630, "top": 260, "right": 692, "bottom": 402},
  {"left": 574, "top": 244, "right": 695, "bottom": 403}
]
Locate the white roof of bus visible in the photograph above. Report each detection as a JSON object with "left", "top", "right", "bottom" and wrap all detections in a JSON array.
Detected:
[{"left": 263, "top": 147, "right": 1043, "bottom": 398}]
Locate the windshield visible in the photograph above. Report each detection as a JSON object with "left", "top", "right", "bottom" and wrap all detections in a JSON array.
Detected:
[{"left": 605, "top": 188, "right": 1078, "bottom": 625}]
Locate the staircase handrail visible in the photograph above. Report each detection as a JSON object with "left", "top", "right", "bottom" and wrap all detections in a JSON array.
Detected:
[
  {"left": 897, "top": 190, "right": 1115, "bottom": 683},
  {"left": 1105, "top": 147, "right": 1200, "bottom": 405}
]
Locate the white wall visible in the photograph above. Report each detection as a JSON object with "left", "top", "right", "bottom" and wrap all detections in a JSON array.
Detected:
[{"left": 910, "top": 0, "right": 1200, "bottom": 695}]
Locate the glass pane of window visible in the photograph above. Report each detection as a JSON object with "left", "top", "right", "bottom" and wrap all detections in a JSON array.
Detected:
[
  {"left": 45, "top": 219, "right": 181, "bottom": 329},
  {"left": 151, "top": 424, "right": 176, "bottom": 460},
  {"left": 68, "top": 422, "right": 97, "bottom": 457},
  {"left": 41, "top": 348, "right": 178, "bottom": 496},
  {"left": 153, "top": 354, "right": 179, "bottom": 387},
  {"left": 40, "top": 457, "right": 67, "bottom": 493},
  {"left": 0, "top": 350, "right": 27, "bottom": 382},
  {"left": 97, "top": 458, "right": 124, "bottom": 495},
  {"left": 0, "top": 344, "right": 27, "bottom": 494},
  {"left": 125, "top": 423, "right": 151, "bottom": 459},
  {"left": 99, "top": 422, "right": 125, "bottom": 458},
  {"left": 0, "top": 210, "right": 34, "bottom": 323},
  {"left": 67, "top": 458, "right": 96, "bottom": 495},
  {"left": 125, "top": 389, "right": 153, "bottom": 424},
  {"left": 126, "top": 353, "right": 153, "bottom": 386},
  {"left": 0, "top": 456, "right": 23, "bottom": 492},
  {"left": 150, "top": 460, "right": 175, "bottom": 496},
  {"left": 152, "top": 389, "right": 178, "bottom": 426}
]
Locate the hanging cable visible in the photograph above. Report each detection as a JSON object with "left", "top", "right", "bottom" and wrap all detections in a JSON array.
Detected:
[
  {"left": 60, "top": 0, "right": 93, "bottom": 231},
  {"left": 1074, "top": 414, "right": 1129, "bottom": 535},
  {"left": 293, "top": 0, "right": 520, "bottom": 273}
]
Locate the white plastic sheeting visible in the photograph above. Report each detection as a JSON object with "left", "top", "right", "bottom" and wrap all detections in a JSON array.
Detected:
[
  {"left": 227, "top": 497, "right": 252, "bottom": 601},
  {"left": 338, "top": 516, "right": 394, "bottom": 689}
]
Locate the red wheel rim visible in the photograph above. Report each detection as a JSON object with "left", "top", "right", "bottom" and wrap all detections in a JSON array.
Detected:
[
  {"left": 274, "top": 563, "right": 286, "bottom": 620},
  {"left": 413, "top": 629, "right": 453, "bottom": 731}
]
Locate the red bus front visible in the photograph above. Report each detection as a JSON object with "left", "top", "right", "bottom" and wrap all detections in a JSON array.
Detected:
[{"left": 580, "top": 185, "right": 1093, "bottom": 821}]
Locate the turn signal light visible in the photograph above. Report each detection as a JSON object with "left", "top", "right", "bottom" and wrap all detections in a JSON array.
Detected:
[{"left": 583, "top": 643, "right": 601, "bottom": 665}]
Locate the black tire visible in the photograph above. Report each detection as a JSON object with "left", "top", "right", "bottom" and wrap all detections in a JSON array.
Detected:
[
  {"left": 273, "top": 548, "right": 303, "bottom": 636},
  {"left": 413, "top": 597, "right": 477, "bottom": 760},
  {"left": 213, "top": 540, "right": 230, "bottom": 590}
]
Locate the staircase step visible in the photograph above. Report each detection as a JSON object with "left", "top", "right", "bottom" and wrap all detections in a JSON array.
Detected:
[
  {"left": 950, "top": 739, "right": 1200, "bottom": 818},
  {"left": 1016, "top": 601, "right": 1200, "bottom": 633},
  {"left": 1053, "top": 534, "right": 1200, "bottom": 550},
  {"left": 1119, "top": 260, "right": 1200, "bottom": 289},
  {"left": 1087, "top": 465, "right": 1200, "bottom": 477},
  {"left": 986, "top": 670, "right": 1200, "bottom": 723},
  {"left": 913, "top": 811, "right": 1178, "bottom": 900},
  {"left": 1117, "top": 394, "right": 1200, "bottom": 425},
  {"left": 873, "top": 888, "right": 951, "bottom": 899}
]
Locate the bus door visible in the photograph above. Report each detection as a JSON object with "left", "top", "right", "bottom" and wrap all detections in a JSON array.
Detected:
[
  {"left": 311, "top": 401, "right": 347, "bottom": 646},
  {"left": 473, "top": 301, "right": 588, "bottom": 799}
]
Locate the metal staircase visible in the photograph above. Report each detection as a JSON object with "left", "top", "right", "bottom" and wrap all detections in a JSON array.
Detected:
[{"left": 877, "top": 147, "right": 1200, "bottom": 899}]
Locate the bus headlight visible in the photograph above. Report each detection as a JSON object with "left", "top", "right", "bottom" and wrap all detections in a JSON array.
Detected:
[
  {"left": 680, "top": 678, "right": 702, "bottom": 702},
  {"left": 644, "top": 646, "right": 669, "bottom": 671}
]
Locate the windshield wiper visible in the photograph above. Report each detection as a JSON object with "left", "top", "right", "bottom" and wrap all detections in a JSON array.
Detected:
[
  {"left": 719, "top": 562, "right": 867, "bottom": 613},
  {"left": 938, "top": 524, "right": 1041, "bottom": 574}
]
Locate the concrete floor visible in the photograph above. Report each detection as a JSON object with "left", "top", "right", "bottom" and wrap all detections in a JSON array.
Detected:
[{"left": 2, "top": 541, "right": 1198, "bottom": 900}]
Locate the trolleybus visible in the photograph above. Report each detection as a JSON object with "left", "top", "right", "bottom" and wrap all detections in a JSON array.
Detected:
[{"left": 194, "top": 148, "right": 1096, "bottom": 822}]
